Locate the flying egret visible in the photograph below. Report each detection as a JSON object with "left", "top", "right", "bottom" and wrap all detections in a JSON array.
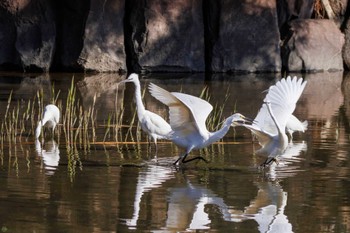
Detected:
[
  {"left": 148, "top": 83, "right": 252, "bottom": 165},
  {"left": 119, "top": 73, "right": 172, "bottom": 155},
  {"left": 238, "top": 76, "right": 307, "bottom": 166},
  {"left": 286, "top": 115, "right": 308, "bottom": 141},
  {"left": 35, "top": 104, "right": 60, "bottom": 139}
]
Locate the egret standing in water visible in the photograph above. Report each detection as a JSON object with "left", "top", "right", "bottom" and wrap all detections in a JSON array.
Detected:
[
  {"left": 35, "top": 104, "right": 60, "bottom": 139},
  {"left": 237, "top": 76, "right": 307, "bottom": 166},
  {"left": 119, "top": 74, "right": 172, "bottom": 155},
  {"left": 148, "top": 83, "right": 252, "bottom": 165}
]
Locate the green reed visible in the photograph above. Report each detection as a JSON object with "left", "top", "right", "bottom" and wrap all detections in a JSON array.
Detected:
[{"left": 199, "top": 85, "right": 230, "bottom": 132}]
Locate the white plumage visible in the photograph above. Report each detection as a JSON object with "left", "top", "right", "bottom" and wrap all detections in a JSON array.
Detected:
[
  {"left": 149, "top": 83, "right": 251, "bottom": 165},
  {"left": 35, "top": 104, "right": 60, "bottom": 139},
  {"left": 286, "top": 115, "right": 308, "bottom": 141},
  {"left": 119, "top": 73, "right": 172, "bottom": 154},
  {"left": 238, "top": 76, "right": 307, "bottom": 166}
]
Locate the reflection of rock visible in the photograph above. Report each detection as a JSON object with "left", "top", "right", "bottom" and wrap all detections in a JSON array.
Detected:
[
  {"left": 342, "top": 73, "right": 350, "bottom": 121},
  {"left": 15, "top": 74, "right": 52, "bottom": 100},
  {"left": 77, "top": 73, "right": 126, "bottom": 120},
  {"left": 300, "top": 72, "right": 343, "bottom": 120},
  {"left": 35, "top": 139, "right": 60, "bottom": 176}
]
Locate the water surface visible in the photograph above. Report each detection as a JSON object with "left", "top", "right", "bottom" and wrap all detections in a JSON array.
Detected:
[{"left": 0, "top": 72, "right": 350, "bottom": 233}]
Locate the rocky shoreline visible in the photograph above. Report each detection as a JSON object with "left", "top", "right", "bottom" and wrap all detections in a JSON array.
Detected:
[{"left": 0, "top": 0, "right": 348, "bottom": 74}]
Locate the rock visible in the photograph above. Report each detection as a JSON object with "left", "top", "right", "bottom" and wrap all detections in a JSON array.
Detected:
[
  {"left": 0, "top": 8, "right": 19, "bottom": 69},
  {"left": 209, "top": 0, "right": 282, "bottom": 73},
  {"left": 277, "top": 0, "right": 314, "bottom": 37},
  {"left": 77, "top": 0, "right": 126, "bottom": 73},
  {"left": 286, "top": 19, "right": 344, "bottom": 72},
  {"left": 126, "top": 0, "right": 205, "bottom": 72},
  {"left": 0, "top": 0, "right": 56, "bottom": 72}
]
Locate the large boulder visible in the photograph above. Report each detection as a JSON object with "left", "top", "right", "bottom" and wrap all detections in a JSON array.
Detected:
[
  {"left": 286, "top": 19, "right": 344, "bottom": 72},
  {"left": 209, "top": 0, "right": 281, "bottom": 73},
  {"left": 0, "top": 0, "right": 56, "bottom": 72},
  {"left": 126, "top": 0, "right": 205, "bottom": 72},
  {"left": 277, "top": 0, "right": 314, "bottom": 37},
  {"left": 78, "top": 0, "right": 126, "bottom": 72}
]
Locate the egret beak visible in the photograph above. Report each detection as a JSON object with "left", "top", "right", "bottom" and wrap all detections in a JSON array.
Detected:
[
  {"left": 117, "top": 79, "right": 127, "bottom": 85},
  {"left": 242, "top": 116, "right": 254, "bottom": 124},
  {"left": 232, "top": 115, "right": 254, "bottom": 126}
]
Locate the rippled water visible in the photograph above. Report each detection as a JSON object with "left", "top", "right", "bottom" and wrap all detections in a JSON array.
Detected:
[{"left": 1, "top": 72, "right": 350, "bottom": 232}]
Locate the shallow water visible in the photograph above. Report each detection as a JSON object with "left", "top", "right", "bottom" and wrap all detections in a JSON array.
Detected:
[{"left": 1, "top": 72, "right": 350, "bottom": 232}]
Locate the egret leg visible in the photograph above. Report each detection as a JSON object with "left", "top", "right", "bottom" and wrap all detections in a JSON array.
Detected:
[
  {"left": 154, "top": 139, "right": 158, "bottom": 162},
  {"left": 173, "top": 155, "right": 183, "bottom": 165},
  {"left": 260, "top": 157, "right": 277, "bottom": 167},
  {"left": 289, "top": 133, "right": 293, "bottom": 143},
  {"left": 182, "top": 156, "right": 208, "bottom": 164},
  {"left": 173, "top": 153, "right": 208, "bottom": 165}
]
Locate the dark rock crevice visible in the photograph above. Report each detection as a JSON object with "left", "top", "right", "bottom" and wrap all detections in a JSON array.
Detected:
[
  {"left": 51, "top": 0, "right": 90, "bottom": 72},
  {"left": 202, "top": 0, "right": 220, "bottom": 73}
]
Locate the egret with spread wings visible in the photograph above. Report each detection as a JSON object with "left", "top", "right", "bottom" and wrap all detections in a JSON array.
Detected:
[
  {"left": 149, "top": 83, "right": 252, "bottom": 165},
  {"left": 238, "top": 76, "right": 307, "bottom": 166}
]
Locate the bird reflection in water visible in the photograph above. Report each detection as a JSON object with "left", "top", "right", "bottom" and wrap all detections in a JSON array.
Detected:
[
  {"left": 124, "top": 164, "right": 175, "bottom": 228},
  {"left": 35, "top": 139, "right": 60, "bottom": 175},
  {"left": 229, "top": 180, "right": 292, "bottom": 233},
  {"left": 122, "top": 151, "right": 307, "bottom": 232}
]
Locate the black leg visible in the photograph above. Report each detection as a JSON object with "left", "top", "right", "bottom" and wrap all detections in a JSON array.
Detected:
[
  {"left": 174, "top": 153, "right": 209, "bottom": 165},
  {"left": 173, "top": 155, "right": 184, "bottom": 165},
  {"left": 182, "top": 156, "right": 208, "bottom": 164},
  {"left": 260, "top": 157, "right": 277, "bottom": 167}
]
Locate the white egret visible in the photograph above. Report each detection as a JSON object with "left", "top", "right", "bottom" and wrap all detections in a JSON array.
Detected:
[
  {"left": 148, "top": 83, "right": 252, "bottom": 165},
  {"left": 119, "top": 73, "right": 172, "bottom": 155},
  {"left": 286, "top": 115, "right": 308, "bottom": 141},
  {"left": 238, "top": 76, "right": 307, "bottom": 166},
  {"left": 35, "top": 104, "right": 60, "bottom": 139}
]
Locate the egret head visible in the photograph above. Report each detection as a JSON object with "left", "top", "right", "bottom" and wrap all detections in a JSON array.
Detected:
[
  {"left": 263, "top": 101, "right": 272, "bottom": 106},
  {"left": 119, "top": 73, "right": 139, "bottom": 84},
  {"left": 231, "top": 113, "right": 253, "bottom": 126}
]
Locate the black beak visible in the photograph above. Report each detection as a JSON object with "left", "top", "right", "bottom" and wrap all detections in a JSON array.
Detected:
[{"left": 242, "top": 116, "right": 254, "bottom": 124}]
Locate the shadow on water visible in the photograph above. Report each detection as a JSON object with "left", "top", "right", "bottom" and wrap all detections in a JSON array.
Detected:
[{"left": 1, "top": 71, "right": 350, "bottom": 232}]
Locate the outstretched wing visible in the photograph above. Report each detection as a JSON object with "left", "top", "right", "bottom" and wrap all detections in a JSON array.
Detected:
[
  {"left": 148, "top": 83, "right": 213, "bottom": 137},
  {"left": 254, "top": 76, "right": 307, "bottom": 135}
]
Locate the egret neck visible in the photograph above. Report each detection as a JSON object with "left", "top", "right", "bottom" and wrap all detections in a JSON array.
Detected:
[{"left": 132, "top": 80, "right": 146, "bottom": 117}]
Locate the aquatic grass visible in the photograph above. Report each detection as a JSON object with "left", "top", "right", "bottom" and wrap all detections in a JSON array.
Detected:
[
  {"left": 66, "top": 144, "right": 83, "bottom": 182},
  {"left": 114, "top": 86, "right": 125, "bottom": 143},
  {"left": 198, "top": 85, "right": 231, "bottom": 156},
  {"left": 103, "top": 113, "right": 112, "bottom": 142},
  {"left": 205, "top": 87, "right": 230, "bottom": 132}
]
